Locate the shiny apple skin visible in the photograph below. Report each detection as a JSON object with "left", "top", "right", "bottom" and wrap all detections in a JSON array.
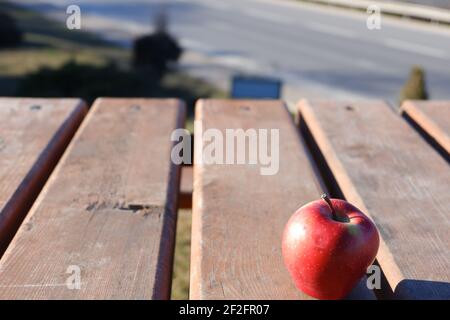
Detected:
[{"left": 282, "top": 198, "right": 379, "bottom": 300}]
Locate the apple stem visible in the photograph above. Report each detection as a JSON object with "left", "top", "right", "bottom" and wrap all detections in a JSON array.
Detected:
[{"left": 321, "top": 194, "right": 338, "bottom": 220}]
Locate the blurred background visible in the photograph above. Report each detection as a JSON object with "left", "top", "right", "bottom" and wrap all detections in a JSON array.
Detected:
[
  {"left": 2, "top": 0, "right": 450, "bottom": 112},
  {"left": 1, "top": 0, "right": 449, "bottom": 299}
]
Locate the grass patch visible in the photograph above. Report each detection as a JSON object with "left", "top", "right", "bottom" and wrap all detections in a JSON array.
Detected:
[
  {"left": 171, "top": 209, "right": 192, "bottom": 300},
  {"left": 0, "top": 1, "right": 225, "bottom": 112},
  {"left": 3, "top": 1, "right": 114, "bottom": 48},
  {"left": 0, "top": 2, "right": 129, "bottom": 95}
]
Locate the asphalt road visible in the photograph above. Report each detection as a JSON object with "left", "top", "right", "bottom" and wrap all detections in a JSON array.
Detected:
[{"left": 17, "top": 0, "right": 450, "bottom": 104}]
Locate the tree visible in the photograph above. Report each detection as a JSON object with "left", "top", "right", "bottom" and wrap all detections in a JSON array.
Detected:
[{"left": 132, "top": 31, "right": 182, "bottom": 78}]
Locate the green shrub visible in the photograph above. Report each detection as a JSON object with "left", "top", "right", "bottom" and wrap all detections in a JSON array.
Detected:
[
  {"left": 400, "top": 66, "right": 429, "bottom": 103},
  {"left": 17, "top": 61, "right": 157, "bottom": 104},
  {"left": 0, "top": 11, "right": 23, "bottom": 48},
  {"left": 16, "top": 60, "right": 224, "bottom": 115}
]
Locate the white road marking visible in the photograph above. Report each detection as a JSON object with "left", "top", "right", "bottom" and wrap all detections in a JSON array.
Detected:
[
  {"left": 179, "top": 38, "right": 212, "bottom": 53},
  {"left": 303, "top": 21, "right": 357, "bottom": 39},
  {"left": 355, "top": 58, "right": 379, "bottom": 71},
  {"left": 213, "top": 55, "right": 262, "bottom": 71},
  {"left": 192, "top": 0, "right": 232, "bottom": 11},
  {"left": 353, "top": 58, "right": 398, "bottom": 74},
  {"left": 241, "top": 8, "right": 297, "bottom": 25},
  {"left": 208, "top": 21, "right": 235, "bottom": 32},
  {"left": 383, "top": 38, "right": 448, "bottom": 59}
]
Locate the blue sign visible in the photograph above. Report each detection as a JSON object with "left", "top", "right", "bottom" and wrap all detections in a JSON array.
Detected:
[{"left": 231, "top": 76, "right": 282, "bottom": 99}]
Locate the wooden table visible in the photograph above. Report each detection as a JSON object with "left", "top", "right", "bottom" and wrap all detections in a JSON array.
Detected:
[{"left": 0, "top": 98, "right": 448, "bottom": 299}]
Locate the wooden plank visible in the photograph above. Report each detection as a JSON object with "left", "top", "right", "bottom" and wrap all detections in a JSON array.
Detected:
[
  {"left": 298, "top": 100, "right": 450, "bottom": 299},
  {"left": 0, "top": 98, "right": 186, "bottom": 299},
  {"left": 191, "top": 99, "right": 375, "bottom": 300},
  {"left": 0, "top": 98, "right": 87, "bottom": 256},
  {"left": 401, "top": 100, "right": 450, "bottom": 160}
]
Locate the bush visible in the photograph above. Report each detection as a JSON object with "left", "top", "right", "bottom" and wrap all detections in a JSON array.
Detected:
[
  {"left": 17, "top": 61, "right": 158, "bottom": 104},
  {"left": 132, "top": 31, "right": 182, "bottom": 78},
  {"left": 16, "top": 60, "right": 222, "bottom": 114},
  {"left": 400, "top": 66, "right": 428, "bottom": 103},
  {"left": 0, "top": 11, "right": 23, "bottom": 48}
]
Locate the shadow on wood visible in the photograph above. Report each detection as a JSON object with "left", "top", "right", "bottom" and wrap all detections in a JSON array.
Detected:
[{"left": 394, "top": 279, "right": 450, "bottom": 300}]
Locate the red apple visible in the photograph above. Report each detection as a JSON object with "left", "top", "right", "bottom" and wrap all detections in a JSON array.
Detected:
[{"left": 282, "top": 195, "right": 379, "bottom": 300}]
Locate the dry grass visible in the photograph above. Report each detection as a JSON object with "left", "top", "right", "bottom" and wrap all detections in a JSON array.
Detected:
[
  {"left": 171, "top": 209, "right": 192, "bottom": 300},
  {"left": 0, "top": 39, "right": 126, "bottom": 77},
  {"left": 0, "top": 2, "right": 129, "bottom": 95}
]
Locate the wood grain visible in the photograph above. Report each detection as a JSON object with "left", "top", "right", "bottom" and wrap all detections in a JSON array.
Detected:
[
  {"left": 0, "top": 98, "right": 185, "bottom": 299},
  {"left": 0, "top": 98, "right": 87, "bottom": 256},
  {"left": 190, "top": 99, "right": 375, "bottom": 300},
  {"left": 298, "top": 100, "right": 450, "bottom": 299},
  {"left": 401, "top": 100, "right": 450, "bottom": 158}
]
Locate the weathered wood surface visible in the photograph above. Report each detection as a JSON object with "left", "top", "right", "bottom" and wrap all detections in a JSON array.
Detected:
[
  {"left": 0, "top": 98, "right": 87, "bottom": 256},
  {"left": 190, "top": 99, "right": 375, "bottom": 300},
  {"left": 298, "top": 100, "right": 450, "bottom": 299},
  {"left": 0, "top": 98, "right": 185, "bottom": 299},
  {"left": 401, "top": 100, "right": 450, "bottom": 158}
]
